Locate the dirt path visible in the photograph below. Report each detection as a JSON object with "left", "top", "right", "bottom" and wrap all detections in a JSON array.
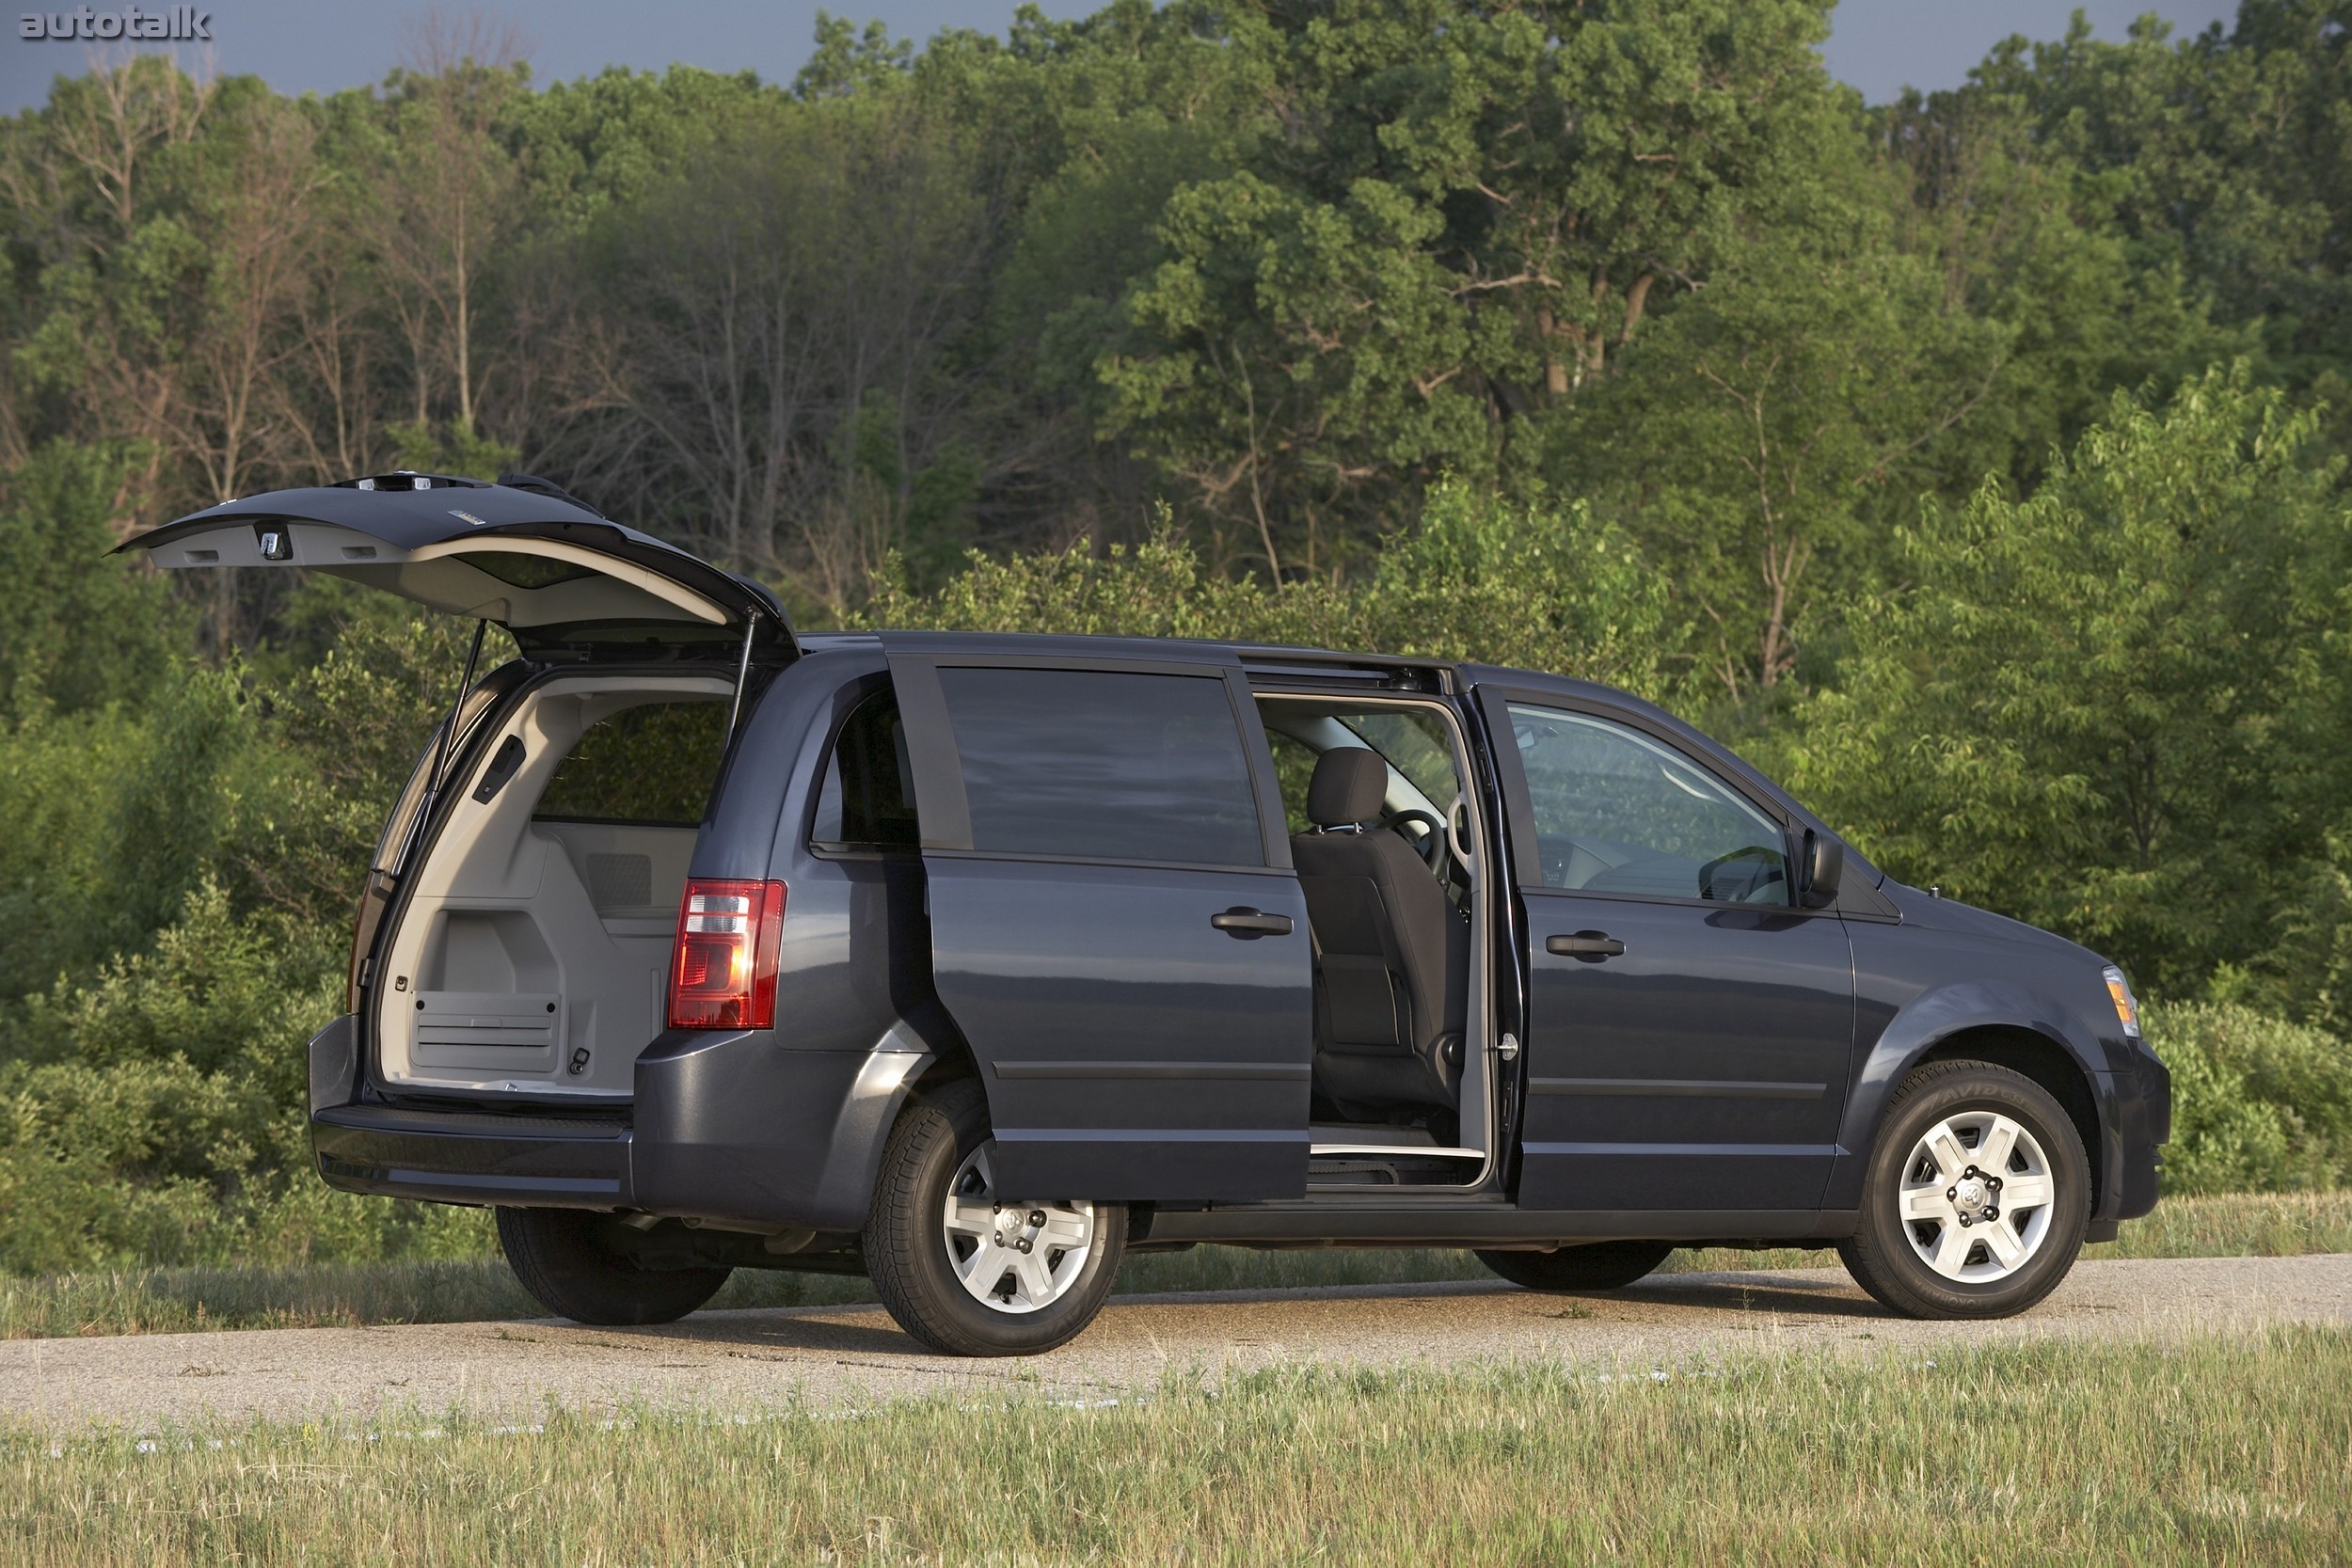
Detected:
[{"left": 3, "top": 1254, "right": 2345, "bottom": 1429}]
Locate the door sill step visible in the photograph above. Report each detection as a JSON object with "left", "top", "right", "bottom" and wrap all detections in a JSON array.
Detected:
[{"left": 1310, "top": 1143, "right": 1482, "bottom": 1160}]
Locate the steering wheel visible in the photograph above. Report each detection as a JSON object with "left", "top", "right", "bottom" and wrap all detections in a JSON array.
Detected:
[
  {"left": 1387, "top": 808, "right": 1449, "bottom": 874},
  {"left": 1698, "top": 845, "right": 1788, "bottom": 903}
]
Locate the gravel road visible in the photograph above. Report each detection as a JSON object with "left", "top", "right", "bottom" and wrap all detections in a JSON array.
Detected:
[{"left": 3, "top": 1254, "right": 2346, "bottom": 1429}]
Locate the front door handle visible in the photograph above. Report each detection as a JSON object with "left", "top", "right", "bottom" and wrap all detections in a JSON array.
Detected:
[
  {"left": 1547, "top": 930, "right": 1625, "bottom": 958},
  {"left": 1211, "top": 908, "right": 1295, "bottom": 939}
]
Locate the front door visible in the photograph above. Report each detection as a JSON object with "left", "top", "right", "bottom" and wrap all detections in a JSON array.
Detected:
[
  {"left": 1485, "top": 692, "right": 1856, "bottom": 1213},
  {"left": 887, "top": 643, "right": 1313, "bottom": 1202}
]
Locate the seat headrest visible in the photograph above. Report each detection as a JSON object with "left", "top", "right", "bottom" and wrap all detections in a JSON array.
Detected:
[{"left": 1306, "top": 747, "right": 1389, "bottom": 826}]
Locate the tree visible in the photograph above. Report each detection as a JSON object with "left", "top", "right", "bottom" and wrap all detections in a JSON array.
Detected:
[
  {"left": 1566, "top": 227, "right": 2010, "bottom": 698},
  {"left": 365, "top": 14, "right": 528, "bottom": 458},
  {"left": 1775, "top": 366, "right": 2351, "bottom": 1004},
  {"left": 540, "top": 83, "right": 1009, "bottom": 614},
  {"left": 1951, "top": 4, "right": 2352, "bottom": 449},
  {"left": 0, "top": 441, "right": 181, "bottom": 719},
  {"left": 864, "top": 480, "right": 1683, "bottom": 705},
  {"left": 1102, "top": 0, "right": 1857, "bottom": 572}
]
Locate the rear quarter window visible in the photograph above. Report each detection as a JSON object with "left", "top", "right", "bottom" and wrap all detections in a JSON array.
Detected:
[
  {"left": 811, "top": 688, "right": 921, "bottom": 850},
  {"left": 534, "top": 700, "right": 730, "bottom": 827}
]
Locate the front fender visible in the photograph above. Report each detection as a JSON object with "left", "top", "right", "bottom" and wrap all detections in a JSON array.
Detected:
[{"left": 1827, "top": 978, "right": 2116, "bottom": 1215}]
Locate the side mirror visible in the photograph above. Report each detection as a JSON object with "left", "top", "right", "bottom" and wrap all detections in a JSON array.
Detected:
[{"left": 1799, "top": 829, "right": 1844, "bottom": 909}]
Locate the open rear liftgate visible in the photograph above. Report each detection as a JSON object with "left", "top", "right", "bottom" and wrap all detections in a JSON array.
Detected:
[{"left": 120, "top": 469, "right": 796, "bottom": 1104}]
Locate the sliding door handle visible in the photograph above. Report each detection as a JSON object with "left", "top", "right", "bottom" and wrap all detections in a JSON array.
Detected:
[
  {"left": 1211, "top": 908, "right": 1295, "bottom": 939},
  {"left": 1547, "top": 931, "right": 1625, "bottom": 958}
]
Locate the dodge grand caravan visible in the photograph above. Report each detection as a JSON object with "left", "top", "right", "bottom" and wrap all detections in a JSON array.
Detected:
[{"left": 125, "top": 473, "right": 2169, "bottom": 1355}]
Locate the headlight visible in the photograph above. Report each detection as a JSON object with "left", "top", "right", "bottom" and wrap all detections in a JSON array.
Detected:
[{"left": 2102, "top": 965, "right": 2140, "bottom": 1038}]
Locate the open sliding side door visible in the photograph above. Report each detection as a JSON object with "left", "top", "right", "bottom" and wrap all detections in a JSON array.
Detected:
[{"left": 885, "top": 639, "right": 1312, "bottom": 1202}]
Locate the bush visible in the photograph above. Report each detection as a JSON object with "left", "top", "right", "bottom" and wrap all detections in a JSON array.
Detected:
[
  {"left": 2146, "top": 1001, "right": 2352, "bottom": 1196},
  {"left": 862, "top": 483, "right": 1688, "bottom": 706},
  {"left": 0, "top": 882, "right": 490, "bottom": 1273}
]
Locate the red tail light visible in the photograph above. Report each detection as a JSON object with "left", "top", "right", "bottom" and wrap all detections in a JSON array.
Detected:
[{"left": 668, "top": 878, "right": 787, "bottom": 1029}]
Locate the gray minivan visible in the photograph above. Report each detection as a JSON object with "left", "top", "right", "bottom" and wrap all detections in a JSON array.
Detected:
[{"left": 127, "top": 474, "right": 2170, "bottom": 1355}]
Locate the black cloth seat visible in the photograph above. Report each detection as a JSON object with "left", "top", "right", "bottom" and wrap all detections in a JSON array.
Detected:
[{"left": 1289, "top": 747, "right": 1467, "bottom": 1115}]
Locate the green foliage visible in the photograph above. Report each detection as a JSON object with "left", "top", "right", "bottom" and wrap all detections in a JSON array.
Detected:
[
  {"left": 0, "top": 443, "right": 182, "bottom": 720},
  {"left": 1104, "top": 0, "right": 1860, "bottom": 568},
  {"left": 1775, "top": 366, "right": 2351, "bottom": 1005},
  {"left": 385, "top": 417, "right": 520, "bottom": 482},
  {"left": 0, "top": 610, "right": 489, "bottom": 1273},
  {"left": 0, "top": 884, "right": 469, "bottom": 1273},
  {"left": 866, "top": 482, "right": 1681, "bottom": 703},
  {"left": 0, "top": 658, "right": 253, "bottom": 996},
  {"left": 2146, "top": 1001, "right": 2352, "bottom": 1196},
  {"left": 1566, "top": 230, "right": 2011, "bottom": 695},
  {"left": 0, "top": 8, "right": 2350, "bottom": 1275},
  {"left": 227, "top": 613, "right": 498, "bottom": 930}
]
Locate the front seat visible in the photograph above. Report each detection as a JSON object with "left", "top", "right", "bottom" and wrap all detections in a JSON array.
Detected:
[{"left": 1289, "top": 747, "right": 1467, "bottom": 1116}]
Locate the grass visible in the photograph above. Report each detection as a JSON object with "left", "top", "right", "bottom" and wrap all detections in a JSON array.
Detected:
[
  {"left": 1, "top": 1328, "right": 2345, "bottom": 1564},
  {"left": 3, "top": 1189, "right": 2345, "bottom": 1341}
]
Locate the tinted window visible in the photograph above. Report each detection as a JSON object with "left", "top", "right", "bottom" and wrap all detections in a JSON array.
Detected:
[
  {"left": 1508, "top": 704, "right": 1789, "bottom": 904},
  {"left": 939, "top": 668, "right": 1264, "bottom": 865},
  {"left": 811, "top": 689, "right": 920, "bottom": 849},
  {"left": 1259, "top": 700, "right": 1463, "bottom": 836},
  {"left": 534, "top": 700, "right": 729, "bottom": 826},
  {"left": 1342, "top": 709, "right": 1457, "bottom": 807}
]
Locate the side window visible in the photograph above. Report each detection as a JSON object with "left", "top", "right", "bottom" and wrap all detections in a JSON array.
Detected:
[
  {"left": 1265, "top": 731, "right": 1323, "bottom": 835},
  {"left": 1507, "top": 704, "right": 1790, "bottom": 905},
  {"left": 938, "top": 667, "right": 1265, "bottom": 866},
  {"left": 534, "top": 700, "right": 730, "bottom": 827},
  {"left": 811, "top": 688, "right": 920, "bottom": 850}
]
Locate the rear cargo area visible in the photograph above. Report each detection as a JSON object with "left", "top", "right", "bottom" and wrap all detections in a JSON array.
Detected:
[{"left": 373, "top": 673, "right": 736, "bottom": 1099}]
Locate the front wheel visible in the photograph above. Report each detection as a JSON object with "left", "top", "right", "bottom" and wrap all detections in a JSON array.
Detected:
[
  {"left": 863, "top": 1079, "right": 1127, "bottom": 1356},
  {"left": 496, "top": 1207, "right": 731, "bottom": 1326},
  {"left": 1476, "top": 1240, "right": 1675, "bottom": 1291},
  {"left": 1837, "top": 1060, "right": 2090, "bottom": 1320}
]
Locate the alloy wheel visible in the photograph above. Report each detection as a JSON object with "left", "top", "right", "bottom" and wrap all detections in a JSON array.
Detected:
[
  {"left": 939, "top": 1142, "right": 1097, "bottom": 1313},
  {"left": 1897, "top": 1109, "right": 2056, "bottom": 1283}
]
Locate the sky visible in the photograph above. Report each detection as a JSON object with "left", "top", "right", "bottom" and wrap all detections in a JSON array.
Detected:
[{"left": 1, "top": 0, "right": 2245, "bottom": 119}]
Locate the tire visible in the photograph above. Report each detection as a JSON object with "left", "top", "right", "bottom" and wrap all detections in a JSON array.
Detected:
[
  {"left": 1475, "top": 1240, "right": 1675, "bottom": 1291},
  {"left": 496, "top": 1207, "right": 730, "bottom": 1326},
  {"left": 863, "top": 1079, "right": 1127, "bottom": 1356},
  {"left": 1837, "top": 1060, "right": 2090, "bottom": 1320}
]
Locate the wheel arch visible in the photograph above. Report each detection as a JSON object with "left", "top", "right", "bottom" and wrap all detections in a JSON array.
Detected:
[
  {"left": 795, "top": 1005, "right": 974, "bottom": 1233},
  {"left": 1912, "top": 1026, "right": 2102, "bottom": 1205},
  {"left": 1831, "top": 981, "right": 2114, "bottom": 1217}
]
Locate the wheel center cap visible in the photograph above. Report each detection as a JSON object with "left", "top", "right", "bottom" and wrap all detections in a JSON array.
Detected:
[{"left": 1955, "top": 1177, "right": 1987, "bottom": 1208}]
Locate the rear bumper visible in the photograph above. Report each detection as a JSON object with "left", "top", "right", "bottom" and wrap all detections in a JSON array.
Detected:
[
  {"left": 313, "top": 1102, "right": 634, "bottom": 1208},
  {"left": 308, "top": 1014, "right": 930, "bottom": 1227}
]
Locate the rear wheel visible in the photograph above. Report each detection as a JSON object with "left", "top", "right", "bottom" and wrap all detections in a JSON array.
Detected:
[
  {"left": 496, "top": 1208, "right": 730, "bottom": 1326},
  {"left": 1837, "top": 1060, "right": 2090, "bottom": 1320},
  {"left": 864, "top": 1079, "right": 1126, "bottom": 1356},
  {"left": 1476, "top": 1240, "right": 1675, "bottom": 1291}
]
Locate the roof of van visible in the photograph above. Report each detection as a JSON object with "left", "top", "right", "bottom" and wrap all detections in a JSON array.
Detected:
[
  {"left": 795, "top": 629, "right": 1651, "bottom": 705},
  {"left": 801, "top": 628, "right": 1437, "bottom": 672}
]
